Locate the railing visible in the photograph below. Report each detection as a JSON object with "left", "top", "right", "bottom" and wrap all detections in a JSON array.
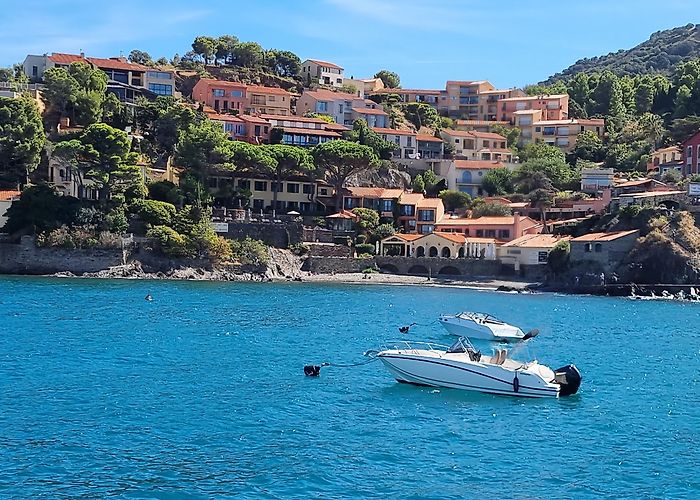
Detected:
[{"left": 381, "top": 340, "right": 450, "bottom": 352}]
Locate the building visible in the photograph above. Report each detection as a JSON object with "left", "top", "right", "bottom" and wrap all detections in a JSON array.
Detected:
[
  {"left": 0, "top": 190, "right": 21, "bottom": 230},
  {"left": 372, "top": 128, "right": 418, "bottom": 160},
  {"left": 682, "top": 131, "right": 700, "bottom": 176},
  {"left": 440, "top": 160, "right": 506, "bottom": 197},
  {"left": 477, "top": 88, "right": 526, "bottom": 121},
  {"left": 647, "top": 145, "right": 682, "bottom": 174},
  {"left": 342, "top": 187, "right": 404, "bottom": 217},
  {"left": 499, "top": 94, "right": 569, "bottom": 124},
  {"left": 581, "top": 167, "right": 615, "bottom": 194},
  {"left": 205, "top": 109, "right": 271, "bottom": 144},
  {"left": 379, "top": 232, "right": 497, "bottom": 259},
  {"left": 440, "top": 129, "right": 512, "bottom": 162},
  {"left": 262, "top": 114, "right": 342, "bottom": 147},
  {"left": 498, "top": 234, "right": 571, "bottom": 270},
  {"left": 514, "top": 110, "right": 605, "bottom": 153},
  {"left": 368, "top": 88, "right": 441, "bottom": 108},
  {"left": 439, "top": 80, "right": 496, "bottom": 119},
  {"left": 570, "top": 230, "right": 639, "bottom": 271},
  {"left": 301, "top": 59, "right": 345, "bottom": 87},
  {"left": 341, "top": 77, "right": 385, "bottom": 98},
  {"left": 454, "top": 119, "right": 510, "bottom": 133},
  {"left": 245, "top": 85, "right": 292, "bottom": 116},
  {"left": 523, "top": 190, "right": 612, "bottom": 221},
  {"left": 192, "top": 79, "right": 248, "bottom": 113},
  {"left": 296, "top": 89, "right": 387, "bottom": 126},
  {"left": 143, "top": 69, "right": 177, "bottom": 96},
  {"left": 435, "top": 214, "right": 541, "bottom": 242},
  {"left": 396, "top": 193, "right": 445, "bottom": 234},
  {"left": 416, "top": 134, "right": 444, "bottom": 160}
]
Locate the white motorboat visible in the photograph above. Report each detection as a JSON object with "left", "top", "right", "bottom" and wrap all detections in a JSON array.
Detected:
[
  {"left": 438, "top": 312, "right": 527, "bottom": 341},
  {"left": 377, "top": 337, "right": 581, "bottom": 398}
]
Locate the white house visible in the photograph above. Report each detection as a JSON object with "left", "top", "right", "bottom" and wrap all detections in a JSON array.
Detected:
[
  {"left": 498, "top": 234, "right": 571, "bottom": 270},
  {"left": 302, "top": 59, "right": 345, "bottom": 88}
]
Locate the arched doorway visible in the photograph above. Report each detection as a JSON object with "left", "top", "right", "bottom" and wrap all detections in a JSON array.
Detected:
[
  {"left": 439, "top": 266, "right": 461, "bottom": 276},
  {"left": 416, "top": 246, "right": 425, "bottom": 257},
  {"left": 458, "top": 247, "right": 465, "bottom": 258},
  {"left": 429, "top": 246, "right": 438, "bottom": 257},
  {"left": 380, "top": 264, "right": 400, "bottom": 274},
  {"left": 441, "top": 247, "right": 451, "bottom": 258},
  {"left": 408, "top": 265, "right": 429, "bottom": 275}
]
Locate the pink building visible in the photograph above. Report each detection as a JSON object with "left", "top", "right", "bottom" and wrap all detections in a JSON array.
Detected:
[
  {"left": 499, "top": 94, "right": 569, "bottom": 124},
  {"left": 204, "top": 109, "right": 270, "bottom": 144},
  {"left": 192, "top": 79, "right": 248, "bottom": 113},
  {"left": 434, "top": 214, "right": 542, "bottom": 242}
]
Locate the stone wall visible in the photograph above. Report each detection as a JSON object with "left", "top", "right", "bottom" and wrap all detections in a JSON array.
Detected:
[
  {"left": 304, "top": 255, "right": 503, "bottom": 277},
  {"left": 0, "top": 236, "right": 125, "bottom": 275},
  {"left": 307, "top": 243, "right": 353, "bottom": 258},
  {"left": 219, "top": 221, "right": 303, "bottom": 248},
  {"left": 302, "top": 257, "right": 376, "bottom": 274}
]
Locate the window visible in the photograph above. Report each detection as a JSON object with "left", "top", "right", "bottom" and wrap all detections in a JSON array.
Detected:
[
  {"left": 303, "top": 184, "right": 313, "bottom": 194},
  {"left": 420, "top": 225, "right": 434, "bottom": 235},
  {"left": 32, "top": 65, "right": 38, "bottom": 77},
  {"left": 254, "top": 125, "right": 261, "bottom": 136},
  {"left": 417, "top": 209, "right": 434, "bottom": 221},
  {"left": 223, "top": 100, "right": 229, "bottom": 110},
  {"left": 254, "top": 181, "right": 267, "bottom": 191},
  {"left": 214, "top": 100, "right": 220, "bottom": 111},
  {"left": 213, "top": 89, "right": 225, "bottom": 97},
  {"left": 594, "top": 243, "right": 602, "bottom": 253},
  {"left": 287, "top": 183, "right": 300, "bottom": 193},
  {"left": 317, "top": 102, "right": 328, "bottom": 113},
  {"left": 483, "top": 140, "right": 490, "bottom": 148},
  {"left": 300, "top": 202, "right": 311, "bottom": 213},
  {"left": 238, "top": 180, "right": 250, "bottom": 190},
  {"left": 147, "top": 71, "right": 172, "bottom": 79},
  {"left": 336, "top": 78, "right": 342, "bottom": 84},
  {"left": 320, "top": 188, "right": 328, "bottom": 196},
  {"left": 224, "top": 122, "right": 235, "bottom": 132},
  {"left": 231, "top": 90, "right": 243, "bottom": 97},
  {"left": 253, "top": 199, "right": 264, "bottom": 210},
  {"left": 268, "top": 95, "right": 275, "bottom": 102},
  {"left": 498, "top": 229, "right": 510, "bottom": 239},
  {"left": 484, "top": 229, "right": 496, "bottom": 238},
  {"left": 381, "top": 199, "right": 393, "bottom": 212},
  {"left": 584, "top": 243, "right": 592, "bottom": 252},
  {"left": 538, "top": 251, "right": 548, "bottom": 263},
  {"left": 543, "top": 127, "right": 556, "bottom": 136},
  {"left": 689, "top": 146, "right": 694, "bottom": 158}
]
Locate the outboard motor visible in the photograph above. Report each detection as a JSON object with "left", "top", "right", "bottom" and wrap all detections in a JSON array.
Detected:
[{"left": 554, "top": 364, "right": 582, "bottom": 396}]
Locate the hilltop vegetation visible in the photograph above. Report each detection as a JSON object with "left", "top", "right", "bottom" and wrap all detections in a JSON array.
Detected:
[{"left": 545, "top": 24, "right": 700, "bottom": 83}]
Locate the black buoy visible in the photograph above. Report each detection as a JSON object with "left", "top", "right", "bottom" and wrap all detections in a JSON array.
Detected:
[
  {"left": 145, "top": 294, "right": 153, "bottom": 301},
  {"left": 399, "top": 322, "right": 417, "bottom": 334},
  {"left": 304, "top": 365, "right": 321, "bottom": 376}
]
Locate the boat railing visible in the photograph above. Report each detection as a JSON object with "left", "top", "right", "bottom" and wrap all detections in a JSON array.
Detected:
[{"left": 381, "top": 340, "right": 450, "bottom": 352}]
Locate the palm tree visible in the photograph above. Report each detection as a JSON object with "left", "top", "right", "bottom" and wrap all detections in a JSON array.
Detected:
[{"left": 529, "top": 188, "right": 554, "bottom": 234}]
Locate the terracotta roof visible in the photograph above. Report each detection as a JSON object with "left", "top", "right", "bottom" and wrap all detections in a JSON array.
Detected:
[
  {"left": 615, "top": 178, "right": 655, "bottom": 188},
  {"left": 279, "top": 127, "right": 341, "bottom": 137},
  {"left": 345, "top": 187, "right": 404, "bottom": 199},
  {"left": 305, "top": 59, "right": 344, "bottom": 70},
  {"left": 206, "top": 111, "right": 244, "bottom": 123},
  {"left": 327, "top": 210, "right": 359, "bottom": 220},
  {"left": 48, "top": 53, "right": 86, "bottom": 64},
  {"left": 453, "top": 160, "right": 504, "bottom": 170},
  {"left": 246, "top": 85, "right": 291, "bottom": 96},
  {"left": 87, "top": 57, "right": 146, "bottom": 72},
  {"left": 303, "top": 89, "right": 357, "bottom": 101},
  {"left": 0, "top": 190, "right": 21, "bottom": 201},
  {"left": 371, "top": 127, "right": 416, "bottom": 136},
  {"left": 455, "top": 119, "right": 510, "bottom": 126},
  {"left": 384, "top": 233, "right": 424, "bottom": 242},
  {"left": 238, "top": 114, "right": 270, "bottom": 124},
  {"left": 262, "top": 114, "right": 328, "bottom": 124},
  {"left": 370, "top": 88, "right": 441, "bottom": 95},
  {"left": 499, "top": 94, "right": 568, "bottom": 102},
  {"left": 197, "top": 78, "right": 247, "bottom": 89},
  {"left": 399, "top": 193, "right": 424, "bottom": 205},
  {"left": 571, "top": 230, "right": 639, "bottom": 242},
  {"left": 534, "top": 119, "right": 604, "bottom": 126},
  {"left": 479, "top": 147, "right": 512, "bottom": 154},
  {"left": 433, "top": 232, "right": 467, "bottom": 244},
  {"left": 417, "top": 197, "right": 444, "bottom": 209},
  {"left": 441, "top": 129, "right": 506, "bottom": 141},
  {"left": 501, "top": 234, "right": 571, "bottom": 248},
  {"left": 416, "top": 134, "right": 443, "bottom": 143},
  {"left": 352, "top": 107, "right": 388, "bottom": 116}
]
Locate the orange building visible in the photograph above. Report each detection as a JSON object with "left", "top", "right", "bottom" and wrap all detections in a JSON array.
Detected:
[
  {"left": 192, "top": 79, "right": 248, "bottom": 113},
  {"left": 245, "top": 85, "right": 292, "bottom": 116},
  {"left": 435, "top": 215, "right": 542, "bottom": 242},
  {"left": 499, "top": 94, "right": 569, "bottom": 124}
]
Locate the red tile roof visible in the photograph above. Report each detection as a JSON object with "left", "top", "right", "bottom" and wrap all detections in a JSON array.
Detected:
[
  {"left": 571, "top": 230, "right": 639, "bottom": 242},
  {"left": 0, "top": 190, "right": 21, "bottom": 201},
  {"left": 501, "top": 234, "right": 571, "bottom": 248},
  {"left": 442, "top": 129, "right": 505, "bottom": 140},
  {"left": 197, "top": 78, "right": 247, "bottom": 89},
  {"left": 262, "top": 114, "right": 328, "bottom": 124},
  {"left": 238, "top": 114, "right": 271, "bottom": 124},
  {"left": 302, "top": 89, "right": 357, "bottom": 101},
  {"left": 325, "top": 122, "right": 350, "bottom": 132},
  {"left": 370, "top": 88, "right": 441, "bottom": 95},
  {"left": 305, "top": 59, "right": 344, "bottom": 70},
  {"left": 87, "top": 57, "right": 147, "bottom": 72},
  {"left": 246, "top": 85, "right": 291, "bottom": 96},
  {"left": 371, "top": 127, "right": 416, "bottom": 136},
  {"left": 345, "top": 187, "right": 404, "bottom": 199},
  {"left": 416, "top": 134, "right": 443, "bottom": 143},
  {"left": 48, "top": 53, "right": 86, "bottom": 64},
  {"left": 384, "top": 233, "right": 424, "bottom": 242}
]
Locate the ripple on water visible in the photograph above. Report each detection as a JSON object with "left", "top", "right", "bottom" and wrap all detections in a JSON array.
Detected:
[{"left": 0, "top": 277, "right": 699, "bottom": 498}]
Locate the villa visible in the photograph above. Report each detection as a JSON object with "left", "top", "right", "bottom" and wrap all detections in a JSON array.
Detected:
[{"left": 434, "top": 214, "right": 541, "bottom": 242}]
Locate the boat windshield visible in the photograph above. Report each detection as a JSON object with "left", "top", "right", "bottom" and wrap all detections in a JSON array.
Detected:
[{"left": 456, "top": 312, "right": 504, "bottom": 324}]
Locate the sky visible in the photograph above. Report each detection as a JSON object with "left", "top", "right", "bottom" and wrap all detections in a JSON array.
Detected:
[{"left": 0, "top": 0, "right": 697, "bottom": 89}]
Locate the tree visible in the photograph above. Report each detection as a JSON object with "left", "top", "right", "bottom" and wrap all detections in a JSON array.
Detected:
[
  {"left": 422, "top": 169, "right": 441, "bottom": 196},
  {"left": 266, "top": 49, "right": 301, "bottom": 77},
  {"left": 373, "top": 223, "right": 395, "bottom": 241},
  {"left": 518, "top": 142, "right": 566, "bottom": 163},
  {"left": 374, "top": 70, "right": 400, "bottom": 89},
  {"left": 42, "top": 62, "right": 107, "bottom": 126},
  {"left": 42, "top": 67, "right": 78, "bottom": 119},
  {"left": 412, "top": 174, "right": 425, "bottom": 193},
  {"left": 177, "top": 120, "right": 234, "bottom": 185},
  {"left": 2, "top": 184, "right": 81, "bottom": 233},
  {"left": 516, "top": 157, "right": 575, "bottom": 191},
  {"left": 215, "top": 35, "right": 239, "bottom": 64},
  {"left": 638, "top": 112, "right": 665, "bottom": 149},
  {"left": 54, "top": 123, "right": 141, "bottom": 201},
  {"left": 573, "top": 130, "right": 604, "bottom": 162},
  {"left": 490, "top": 124, "right": 520, "bottom": 149},
  {"left": 548, "top": 240, "right": 570, "bottom": 275},
  {"left": 102, "top": 92, "right": 128, "bottom": 129},
  {"left": 529, "top": 188, "right": 554, "bottom": 232},
  {"left": 351, "top": 207, "right": 379, "bottom": 231},
  {"left": 403, "top": 102, "right": 439, "bottom": 130},
  {"left": 192, "top": 36, "right": 217, "bottom": 64},
  {"left": 137, "top": 96, "right": 196, "bottom": 165},
  {"left": 439, "top": 190, "right": 471, "bottom": 212},
  {"left": 345, "top": 119, "right": 397, "bottom": 159},
  {"left": 515, "top": 170, "right": 554, "bottom": 194},
  {"left": 263, "top": 144, "right": 314, "bottom": 212},
  {"left": 482, "top": 168, "right": 514, "bottom": 196},
  {"left": 269, "top": 127, "right": 284, "bottom": 144},
  {"left": 0, "top": 97, "right": 45, "bottom": 189},
  {"left": 472, "top": 201, "right": 511, "bottom": 217},
  {"left": 312, "top": 140, "right": 380, "bottom": 211},
  {"left": 128, "top": 50, "right": 152, "bottom": 66},
  {"left": 232, "top": 42, "right": 264, "bottom": 67}
]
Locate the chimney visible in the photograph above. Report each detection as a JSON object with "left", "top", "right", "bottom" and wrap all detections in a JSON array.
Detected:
[{"left": 513, "top": 211, "right": 521, "bottom": 238}]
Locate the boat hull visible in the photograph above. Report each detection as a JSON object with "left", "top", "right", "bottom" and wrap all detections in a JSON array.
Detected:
[
  {"left": 439, "top": 316, "right": 524, "bottom": 341},
  {"left": 378, "top": 352, "right": 559, "bottom": 398}
]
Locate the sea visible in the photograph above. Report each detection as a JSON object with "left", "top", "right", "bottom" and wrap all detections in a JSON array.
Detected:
[{"left": 0, "top": 276, "right": 698, "bottom": 499}]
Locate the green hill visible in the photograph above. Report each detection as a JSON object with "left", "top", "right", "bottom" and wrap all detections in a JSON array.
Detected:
[{"left": 544, "top": 23, "right": 700, "bottom": 83}]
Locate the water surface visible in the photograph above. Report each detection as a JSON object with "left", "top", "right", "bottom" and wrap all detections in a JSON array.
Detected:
[{"left": 0, "top": 277, "right": 698, "bottom": 498}]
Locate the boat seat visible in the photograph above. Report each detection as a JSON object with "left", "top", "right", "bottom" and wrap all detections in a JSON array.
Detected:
[{"left": 491, "top": 349, "right": 507, "bottom": 365}]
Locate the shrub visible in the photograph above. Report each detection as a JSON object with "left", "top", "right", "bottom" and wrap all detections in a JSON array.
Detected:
[
  {"left": 373, "top": 223, "right": 396, "bottom": 241},
  {"left": 472, "top": 201, "right": 512, "bottom": 217},
  {"left": 356, "top": 234, "right": 367, "bottom": 244},
  {"left": 146, "top": 225, "right": 192, "bottom": 258},
  {"left": 106, "top": 208, "right": 128, "bottom": 234},
  {"left": 36, "top": 226, "right": 121, "bottom": 249},
  {"left": 207, "top": 235, "right": 233, "bottom": 263},
  {"left": 230, "top": 237, "right": 269, "bottom": 265},
  {"left": 547, "top": 240, "right": 571, "bottom": 274},
  {"left": 289, "top": 243, "right": 309, "bottom": 256},
  {"left": 132, "top": 199, "right": 177, "bottom": 226},
  {"left": 362, "top": 266, "right": 378, "bottom": 274},
  {"left": 355, "top": 243, "right": 375, "bottom": 255},
  {"left": 351, "top": 208, "right": 379, "bottom": 231},
  {"left": 148, "top": 180, "right": 183, "bottom": 206}
]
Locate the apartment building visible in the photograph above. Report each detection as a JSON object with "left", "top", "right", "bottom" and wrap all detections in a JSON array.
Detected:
[
  {"left": 440, "top": 129, "right": 512, "bottom": 162},
  {"left": 192, "top": 78, "right": 248, "bottom": 113},
  {"left": 499, "top": 94, "right": 569, "bottom": 123},
  {"left": 372, "top": 128, "right": 418, "bottom": 159},
  {"left": 368, "top": 88, "right": 441, "bottom": 108},
  {"left": 478, "top": 88, "right": 526, "bottom": 121},
  {"left": 297, "top": 89, "right": 388, "bottom": 127},
  {"left": 397, "top": 193, "right": 445, "bottom": 234},
  {"left": 245, "top": 85, "right": 292, "bottom": 116},
  {"left": 682, "top": 130, "right": 700, "bottom": 176},
  {"left": 262, "top": 114, "right": 342, "bottom": 147},
  {"left": 301, "top": 59, "right": 345, "bottom": 87},
  {"left": 514, "top": 110, "right": 604, "bottom": 152},
  {"left": 416, "top": 134, "right": 444, "bottom": 160},
  {"left": 435, "top": 215, "right": 541, "bottom": 242},
  {"left": 205, "top": 109, "right": 271, "bottom": 144},
  {"left": 647, "top": 145, "right": 682, "bottom": 174},
  {"left": 441, "top": 160, "right": 506, "bottom": 197},
  {"left": 438, "top": 80, "right": 495, "bottom": 119},
  {"left": 342, "top": 187, "right": 404, "bottom": 218}
]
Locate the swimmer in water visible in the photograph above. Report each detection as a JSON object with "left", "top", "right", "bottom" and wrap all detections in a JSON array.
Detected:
[{"left": 145, "top": 294, "right": 153, "bottom": 301}]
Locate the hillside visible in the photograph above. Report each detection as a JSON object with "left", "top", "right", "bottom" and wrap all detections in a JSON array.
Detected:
[{"left": 544, "top": 23, "right": 700, "bottom": 83}]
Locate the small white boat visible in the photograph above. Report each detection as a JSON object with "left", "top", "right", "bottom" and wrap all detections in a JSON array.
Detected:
[
  {"left": 438, "top": 312, "right": 527, "bottom": 341},
  {"left": 377, "top": 337, "right": 581, "bottom": 398}
]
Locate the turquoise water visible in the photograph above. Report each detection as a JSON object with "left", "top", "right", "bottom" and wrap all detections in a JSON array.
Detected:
[{"left": 0, "top": 277, "right": 699, "bottom": 499}]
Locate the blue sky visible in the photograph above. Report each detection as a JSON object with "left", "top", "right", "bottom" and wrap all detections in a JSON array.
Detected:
[{"left": 0, "top": 0, "right": 696, "bottom": 88}]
